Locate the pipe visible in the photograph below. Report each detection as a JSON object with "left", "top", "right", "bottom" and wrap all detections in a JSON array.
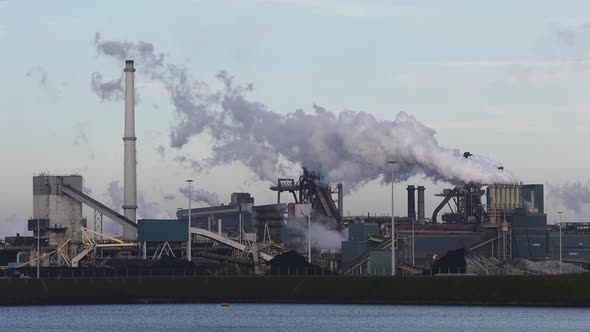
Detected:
[
  {"left": 407, "top": 185, "right": 416, "bottom": 220},
  {"left": 218, "top": 219, "right": 222, "bottom": 235},
  {"left": 417, "top": 186, "right": 425, "bottom": 224},
  {"left": 122, "top": 60, "right": 137, "bottom": 239}
]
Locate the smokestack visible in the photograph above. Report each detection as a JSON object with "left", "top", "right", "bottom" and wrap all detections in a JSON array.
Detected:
[
  {"left": 407, "top": 185, "right": 416, "bottom": 220},
  {"left": 337, "top": 183, "right": 343, "bottom": 218},
  {"left": 122, "top": 60, "right": 137, "bottom": 234},
  {"left": 417, "top": 186, "right": 425, "bottom": 224}
]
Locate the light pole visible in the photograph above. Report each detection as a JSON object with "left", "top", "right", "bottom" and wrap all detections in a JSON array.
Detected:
[
  {"left": 186, "top": 179, "right": 193, "bottom": 262},
  {"left": 557, "top": 211, "right": 563, "bottom": 265},
  {"left": 307, "top": 212, "right": 311, "bottom": 264},
  {"left": 412, "top": 215, "right": 415, "bottom": 266},
  {"left": 388, "top": 161, "right": 397, "bottom": 276},
  {"left": 36, "top": 197, "right": 40, "bottom": 279}
]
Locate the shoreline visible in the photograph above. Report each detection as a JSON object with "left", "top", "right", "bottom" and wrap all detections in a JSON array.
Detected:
[{"left": 1, "top": 274, "right": 589, "bottom": 307}]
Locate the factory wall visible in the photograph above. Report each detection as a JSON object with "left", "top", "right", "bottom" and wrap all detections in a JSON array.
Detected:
[
  {"left": 509, "top": 213, "right": 548, "bottom": 259},
  {"left": 31, "top": 176, "right": 86, "bottom": 247},
  {"left": 341, "top": 241, "right": 374, "bottom": 266},
  {"left": 369, "top": 250, "right": 391, "bottom": 276},
  {"left": 348, "top": 223, "right": 379, "bottom": 241},
  {"left": 547, "top": 232, "right": 590, "bottom": 264},
  {"left": 341, "top": 223, "right": 380, "bottom": 266}
]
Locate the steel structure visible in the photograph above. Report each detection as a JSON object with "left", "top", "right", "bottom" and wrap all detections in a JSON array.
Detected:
[
  {"left": 270, "top": 168, "right": 344, "bottom": 229},
  {"left": 431, "top": 184, "right": 486, "bottom": 224}
]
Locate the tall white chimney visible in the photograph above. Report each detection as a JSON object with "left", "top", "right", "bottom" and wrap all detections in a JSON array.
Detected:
[{"left": 123, "top": 60, "right": 137, "bottom": 233}]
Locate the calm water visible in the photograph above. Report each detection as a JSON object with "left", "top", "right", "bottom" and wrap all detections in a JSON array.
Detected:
[{"left": 1, "top": 304, "right": 589, "bottom": 331}]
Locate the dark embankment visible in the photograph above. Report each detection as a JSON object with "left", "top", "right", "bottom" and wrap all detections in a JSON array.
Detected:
[{"left": 1, "top": 274, "right": 589, "bottom": 306}]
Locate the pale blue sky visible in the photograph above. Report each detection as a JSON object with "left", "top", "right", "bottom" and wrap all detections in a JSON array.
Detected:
[{"left": 1, "top": 1, "right": 590, "bottom": 236}]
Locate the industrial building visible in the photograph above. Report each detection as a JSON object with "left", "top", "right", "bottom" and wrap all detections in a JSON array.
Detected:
[{"left": 1, "top": 58, "right": 588, "bottom": 277}]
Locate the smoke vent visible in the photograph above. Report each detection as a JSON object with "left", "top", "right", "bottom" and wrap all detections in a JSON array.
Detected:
[{"left": 407, "top": 185, "right": 416, "bottom": 220}]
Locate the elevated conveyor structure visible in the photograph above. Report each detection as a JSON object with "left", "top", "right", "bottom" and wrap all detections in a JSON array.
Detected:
[
  {"left": 191, "top": 227, "right": 273, "bottom": 262},
  {"left": 61, "top": 185, "right": 137, "bottom": 240}
]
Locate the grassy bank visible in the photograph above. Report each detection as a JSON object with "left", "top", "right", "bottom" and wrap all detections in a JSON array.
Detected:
[{"left": 1, "top": 274, "right": 589, "bottom": 306}]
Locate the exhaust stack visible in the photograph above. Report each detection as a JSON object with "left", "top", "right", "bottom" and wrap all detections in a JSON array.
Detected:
[
  {"left": 417, "top": 186, "right": 425, "bottom": 224},
  {"left": 407, "top": 185, "right": 416, "bottom": 220},
  {"left": 122, "top": 60, "right": 137, "bottom": 237}
]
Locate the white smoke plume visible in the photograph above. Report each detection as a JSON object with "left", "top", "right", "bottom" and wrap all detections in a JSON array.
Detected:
[
  {"left": 550, "top": 180, "right": 590, "bottom": 214},
  {"left": 285, "top": 217, "right": 347, "bottom": 250},
  {"left": 92, "top": 34, "right": 518, "bottom": 188},
  {"left": 179, "top": 186, "right": 220, "bottom": 207}
]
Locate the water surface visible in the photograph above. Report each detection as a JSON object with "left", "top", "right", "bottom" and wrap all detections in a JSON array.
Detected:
[{"left": 1, "top": 304, "right": 589, "bottom": 331}]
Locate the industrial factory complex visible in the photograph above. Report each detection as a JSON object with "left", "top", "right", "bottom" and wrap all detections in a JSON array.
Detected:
[{"left": 1, "top": 60, "right": 589, "bottom": 278}]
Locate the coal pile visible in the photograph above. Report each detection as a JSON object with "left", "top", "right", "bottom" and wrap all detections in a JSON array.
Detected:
[
  {"left": 424, "top": 248, "right": 467, "bottom": 275},
  {"left": 266, "top": 251, "right": 333, "bottom": 276}
]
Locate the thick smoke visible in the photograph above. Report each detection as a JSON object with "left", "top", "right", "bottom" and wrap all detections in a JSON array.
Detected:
[
  {"left": 92, "top": 34, "right": 518, "bottom": 188},
  {"left": 179, "top": 186, "right": 220, "bottom": 207},
  {"left": 551, "top": 180, "right": 590, "bottom": 213}
]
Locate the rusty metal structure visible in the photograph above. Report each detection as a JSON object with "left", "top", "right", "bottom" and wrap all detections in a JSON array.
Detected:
[{"left": 270, "top": 168, "right": 344, "bottom": 230}]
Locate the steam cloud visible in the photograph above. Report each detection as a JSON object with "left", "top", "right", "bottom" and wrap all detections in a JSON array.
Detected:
[
  {"left": 551, "top": 180, "right": 590, "bottom": 213},
  {"left": 179, "top": 186, "right": 221, "bottom": 207},
  {"left": 285, "top": 217, "right": 347, "bottom": 250},
  {"left": 93, "top": 33, "right": 518, "bottom": 188},
  {"left": 107, "top": 180, "right": 171, "bottom": 219}
]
